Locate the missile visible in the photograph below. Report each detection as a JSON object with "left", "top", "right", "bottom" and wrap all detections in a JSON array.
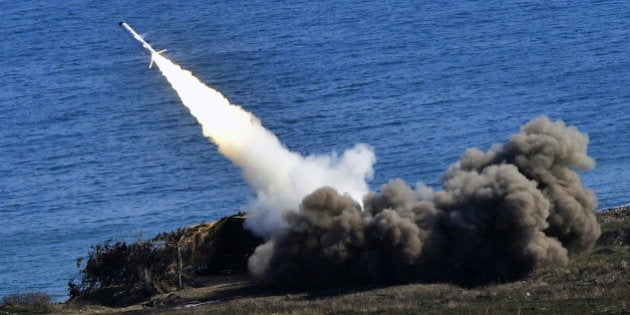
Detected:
[{"left": 119, "top": 21, "right": 167, "bottom": 68}]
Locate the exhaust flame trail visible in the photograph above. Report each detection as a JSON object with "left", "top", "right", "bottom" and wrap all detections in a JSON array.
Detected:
[
  {"left": 121, "top": 26, "right": 599, "bottom": 287},
  {"left": 149, "top": 52, "right": 375, "bottom": 236}
]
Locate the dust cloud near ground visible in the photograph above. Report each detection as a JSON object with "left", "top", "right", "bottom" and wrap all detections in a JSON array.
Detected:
[{"left": 249, "top": 116, "right": 601, "bottom": 287}]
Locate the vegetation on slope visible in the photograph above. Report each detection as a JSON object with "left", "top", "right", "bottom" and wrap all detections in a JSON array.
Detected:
[
  {"left": 56, "top": 205, "right": 628, "bottom": 314},
  {"left": 66, "top": 214, "right": 262, "bottom": 307}
]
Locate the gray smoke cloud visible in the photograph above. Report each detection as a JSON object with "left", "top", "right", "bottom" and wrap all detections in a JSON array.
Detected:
[
  {"left": 248, "top": 116, "right": 600, "bottom": 287},
  {"left": 248, "top": 187, "right": 366, "bottom": 286}
]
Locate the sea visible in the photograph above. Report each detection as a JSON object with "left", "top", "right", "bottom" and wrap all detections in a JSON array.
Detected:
[{"left": 1, "top": 0, "right": 628, "bottom": 301}]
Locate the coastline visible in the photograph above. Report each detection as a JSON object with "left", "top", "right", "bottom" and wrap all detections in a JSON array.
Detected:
[{"left": 3, "top": 205, "right": 628, "bottom": 314}]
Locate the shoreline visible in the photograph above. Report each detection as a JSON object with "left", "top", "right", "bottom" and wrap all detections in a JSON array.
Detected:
[{"left": 2, "top": 204, "right": 628, "bottom": 314}]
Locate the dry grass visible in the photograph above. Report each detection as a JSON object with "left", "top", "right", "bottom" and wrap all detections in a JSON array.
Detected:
[
  {"left": 57, "top": 206, "right": 629, "bottom": 314},
  {"left": 58, "top": 246, "right": 628, "bottom": 314},
  {"left": 0, "top": 291, "right": 58, "bottom": 314}
]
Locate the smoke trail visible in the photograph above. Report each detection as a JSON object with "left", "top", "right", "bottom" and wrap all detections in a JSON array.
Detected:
[
  {"left": 146, "top": 50, "right": 598, "bottom": 287},
  {"left": 249, "top": 116, "right": 600, "bottom": 287},
  {"left": 149, "top": 53, "right": 375, "bottom": 236}
]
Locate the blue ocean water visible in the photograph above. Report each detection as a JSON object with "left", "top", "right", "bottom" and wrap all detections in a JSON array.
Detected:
[{"left": 1, "top": 0, "right": 628, "bottom": 301}]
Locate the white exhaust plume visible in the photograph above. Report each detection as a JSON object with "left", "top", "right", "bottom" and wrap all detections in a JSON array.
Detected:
[{"left": 150, "top": 52, "right": 376, "bottom": 236}]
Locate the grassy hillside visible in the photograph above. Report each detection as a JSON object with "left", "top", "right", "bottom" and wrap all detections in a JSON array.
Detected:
[
  {"left": 3, "top": 206, "right": 626, "bottom": 314},
  {"left": 59, "top": 206, "right": 628, "bottom": 314}
]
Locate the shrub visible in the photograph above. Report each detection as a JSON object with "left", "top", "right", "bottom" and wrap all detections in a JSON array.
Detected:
[
  {"left": 68, "top": 228, "right": 185, "bottom": 299},
  {"left": 67, "top": 215, "right": 263, "bottom": 307},
  {"left": 0, "top": 291, "right": 54, "bottom": 313}
]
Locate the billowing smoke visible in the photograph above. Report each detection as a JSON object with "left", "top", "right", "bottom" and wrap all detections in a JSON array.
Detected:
[
  {"left": 147, "top": 51, "right": 598, "bottom": 287},
  {"left": 249, "top": 116, "right": 600, "bottom": 287},
  {"left": 150, "top": 53, "right": 375, "bottom": 236}
]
